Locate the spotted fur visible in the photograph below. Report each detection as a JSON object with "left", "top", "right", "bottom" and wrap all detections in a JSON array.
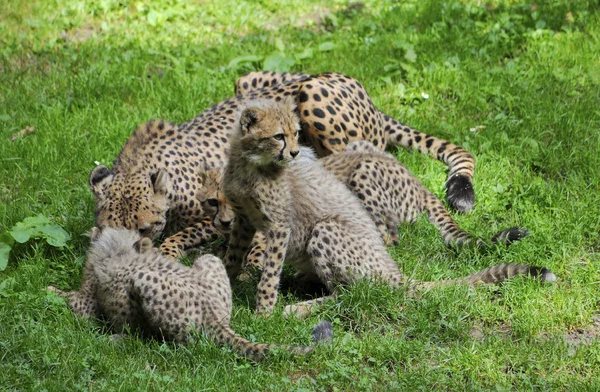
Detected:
[
  {"left": 48, "top": 227, "right": 332, "bottom": 360},
  {"left": 236, "top": 71, "right": 476, "bottom": 212},
  {"left": 223, "top": 99, "right": 556, "bottom": 317},
  {"left": 319, "top": 141, "right": 529, "bottom": 247},
  {"left": 91, "top": 72, "right": 476, "bottom": 258}
]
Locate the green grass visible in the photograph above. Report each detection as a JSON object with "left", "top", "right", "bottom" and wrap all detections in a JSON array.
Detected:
[{"left": 1, "top": 0, "right": 600, "bottom": 390}]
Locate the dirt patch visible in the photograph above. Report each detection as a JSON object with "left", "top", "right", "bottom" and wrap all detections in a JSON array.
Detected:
[
  {"left": 10, "top": 125, "right": 35, "bottom": 142},
  {"left": 564, "top": 314, "right": 600, "bottom": 347},
  {"left": 471, "top": 315, "right": 600, "bottom": 355},
  {"left": 469, "top": 322, "right": 512, "bottom": 342},
  {"left": 62, "top": 24, "right": 97, "bottom": 44},
  {"left": 0, "top": 55, "right": 52, "bottom": 74}
]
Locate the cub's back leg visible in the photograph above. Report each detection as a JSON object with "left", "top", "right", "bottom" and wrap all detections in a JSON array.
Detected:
[
  {"left": 344, "top": 159, "right": 425, "bottom": 246},
  {"left": 285, "top": 220, "right": 403, "bottom": 318}
]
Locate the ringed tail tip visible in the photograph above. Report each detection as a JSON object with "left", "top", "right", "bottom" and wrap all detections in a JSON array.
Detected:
[
  {"left": 312, "top": 321, "right": 333, "bottom": 345},
  {"left": 446, "top": 174, "right": 475, "bottom": 213},
  {"left": 491, "top": 227, "right": 531, "bottom": 245},
  {"left": 540, "top": 269, "right": 557, "bottom": 283}
]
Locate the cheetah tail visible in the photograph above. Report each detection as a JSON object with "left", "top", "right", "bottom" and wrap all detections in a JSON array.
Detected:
[
  {"left": 381, "top": 112, "right": 475, "bottom": 212},
  {"left": 490, "top": 227, "right": 531, "bottom": 245},
  {"left": 212, "top": 321, "right": 332, "bottom": 361},
  {"left": 413, "top": 263, "right": 556, "bottom": 292},
  {"left": 423, "top": 190, "right": 476, "bottom": 246},
  {"left": 423, "top": 192, "right": 530, "bottom": 247}
]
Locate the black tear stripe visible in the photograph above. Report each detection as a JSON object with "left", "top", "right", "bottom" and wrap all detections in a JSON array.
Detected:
[
  {"left": 278, "top": 137, "right": 287, "bottom": 161},
  {"left": 213, "top": 204, "right": 219, "bottom": 223}
]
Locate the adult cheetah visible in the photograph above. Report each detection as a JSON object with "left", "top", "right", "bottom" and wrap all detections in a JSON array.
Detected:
[
  {"left": 90, "top": 72, "right": 475, "bottom": 258},
  {"left": 222, "top": 98, "right": 555, "bottom": 317},
  {"left": 48, "top": 227, "right": 332, "bottom": 360}
]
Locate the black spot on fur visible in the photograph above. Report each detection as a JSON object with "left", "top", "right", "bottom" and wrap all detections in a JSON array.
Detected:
[{"left": 312, "top": 108, "right": 326, "bottom": 118}]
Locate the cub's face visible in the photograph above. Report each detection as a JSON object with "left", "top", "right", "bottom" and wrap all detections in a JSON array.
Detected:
[
  {"left": 89, "top": 167, "right": 171, "bottom": 240},
  {"left": 196, "top": 166, "right": 234, "bottom": 233},
  {"left": 238, "top": 97, "right": 301, "bottom": 167}
]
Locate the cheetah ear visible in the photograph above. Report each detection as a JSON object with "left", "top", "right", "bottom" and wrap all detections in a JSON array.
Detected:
[
  {"left": 134, "top": 237, "right": 154, "bottom": 254},
  {"left": 197, "top": 158, "right": 209, "bottom": 185},
  {"left": 240, "top": 107, "right": 261, "bottom": 135},
  {"left": 89, "top": 165, "right": 113, "bottom": 196},
  {"left": 151, "top": 168, "right": 171, "bottom": 197},
  {"left": 196, "top": 186, "right": 208, "bottom": 202},
  {"left": 89, "top": 227, "right": 101, "bottom": 241},
  {"left": 93, "top": 263, "right": 112, "bottom": 285},
  {"left": 282, "top": 95, "right": 298, "bottom": 111}
]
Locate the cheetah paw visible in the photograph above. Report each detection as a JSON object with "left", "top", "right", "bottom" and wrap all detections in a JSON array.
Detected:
[{"left": 283, "top": 304, "right": 313, "bottom": 320}]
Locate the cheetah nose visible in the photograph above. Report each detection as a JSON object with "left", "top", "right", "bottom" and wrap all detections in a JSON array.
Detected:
[
  {"left": 290, "top": 150, "right": 300, "bottom": 158},
  {"left": 220, "top": 220, "right": 232, "bottom": 228}
]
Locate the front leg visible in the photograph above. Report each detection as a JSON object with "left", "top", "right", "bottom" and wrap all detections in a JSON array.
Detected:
[
  {"left": 159, "top": 218, "right": 221, "bottom": 259},
  {"left": 243, "top": 231, "right": 268, "bottom": 272},
  {"left": 255, "top": 226, "right": 291, "bottom": 315},
  {"left": 224, "top": 215, "right": 255, "bottom": 280},
  {"left": 48, "top": 261, "right": 98, "bottom": 317}
]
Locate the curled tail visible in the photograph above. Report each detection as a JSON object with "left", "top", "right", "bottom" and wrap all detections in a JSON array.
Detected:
[
  {"left": 382, "top": 113, "right": 476, "bottom": 212},
  {"left": 413, "top": 263, "right": 556, "bottom": 291},
  {"left": 213, "top": 321, "right": 332, "bottom": 361},
  {"left": 423, "top": 191, "right": 529, "bottom": 247}
]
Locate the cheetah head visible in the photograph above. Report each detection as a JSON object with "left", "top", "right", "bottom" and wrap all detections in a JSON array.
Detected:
[
  {"left": 89, "top": 166, "right": 172, "bottom": 240},
  {"left": 196, "top": 164, "right": 234, "bottom": 233},
  {"left": 237, "top": 97, "right": 301, "bottom": 167},
  {"left": 89, "top": 226, "right": 155, "bottom": 259}
]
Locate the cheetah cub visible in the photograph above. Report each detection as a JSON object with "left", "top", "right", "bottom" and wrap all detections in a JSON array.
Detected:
[
  {"left": 320, "top": 140, "right": 528, "bottom": 247},
  {"left": 48, "top": 227, "right": 332, "bottom": 360},
  {"left": 223, "top": 98, "right": 556, "bottom": 317}
]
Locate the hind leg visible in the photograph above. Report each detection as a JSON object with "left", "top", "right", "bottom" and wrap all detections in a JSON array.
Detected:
[
  {"left": 346, "top": 166, "right": 398, "bottom": 246},
  {"left": 284, "top": 220, "right": 400, "bottom": 316},
  {"left": 386, "top": 220, "right": 400, "bottom": 246},
  {"left": 374, "top": 213, "right": 400, "bottom": 247},
  {"left": 224, "top": 215, "right": 256, "bottom": 280}
]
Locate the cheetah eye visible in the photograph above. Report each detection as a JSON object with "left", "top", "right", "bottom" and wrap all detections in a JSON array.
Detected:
[
  {"left": 207, "top": 198, "right": 218, "bottom": 207},
  {"left": 273, "top": 134, "right": 284, "bottom": 141}
]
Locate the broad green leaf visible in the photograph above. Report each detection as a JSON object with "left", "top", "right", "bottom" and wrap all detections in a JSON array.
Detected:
[
  {"left": 9, "top": 229, "right": 30, "bottom": 243},
  {"left": 399, "top": 62, "right": 417, "bottom": 75},
  {"left": 275, "top": 38, "right": 285, "bottom": 52},
  {"left": 147, "top": 10, "right": 160, "bottom": 26},
  {"left": 0, "top": 232, "right": 14, "bottom": 246},
  {"left": 318, "top": 42, "right": 337, "bottom": 52},
  {"left": 378, "top": 76, "right": 392, "bottom": 86},
  {"left": 393, "top": 83, "right": 406, "bottom": 98},
  {"left": 15, "top": 214, "right": 51, "bottom": 230},
  {"left": 39, "top": 225, "right": 71, "bottom": 247},
  {"left": 263, "top": 52, "right": 295, "bottom": 73},
  {"left": 227, "top": 55, "right": 263, "bottom": 69},
  {"left": 404, "top": 45, "right": 417, "bottom": 63},
  {"left": 295, "top": 47, "right": 313, "bottom": 61},
  {"left": 0, "top": 243, "right": 11, "bottom": 271}
]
